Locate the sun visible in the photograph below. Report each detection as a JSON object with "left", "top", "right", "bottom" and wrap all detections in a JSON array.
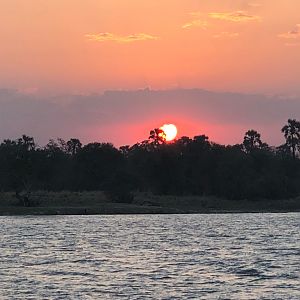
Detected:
[{"left": 160, "top": 124, "right": 178, "bottom": 142}]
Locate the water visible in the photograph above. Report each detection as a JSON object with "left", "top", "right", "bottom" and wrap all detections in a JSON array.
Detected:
[{"left": 0, "top": 213, "right": 299, "bottom": 299}]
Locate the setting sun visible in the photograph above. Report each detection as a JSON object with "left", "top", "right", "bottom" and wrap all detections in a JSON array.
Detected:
[{"left": 160, "top": 124, "right": 178, "bottom": 142}]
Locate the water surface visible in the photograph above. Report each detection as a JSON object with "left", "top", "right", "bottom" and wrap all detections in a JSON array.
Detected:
[{"left": 0, "top": 213, "right": 299, "bottom": 299}]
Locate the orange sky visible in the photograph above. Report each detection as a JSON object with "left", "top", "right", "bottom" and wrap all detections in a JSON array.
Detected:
[
  {"left": 1, "top": 1, "right": 300, "bottom": 146},
  {"left": 1, "top": 0, "right": 300, "bottom": 96}
]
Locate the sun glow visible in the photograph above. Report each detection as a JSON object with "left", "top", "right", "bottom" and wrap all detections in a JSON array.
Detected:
[{"left": 160, "top": 124, "right": 178, "bottom": 142}]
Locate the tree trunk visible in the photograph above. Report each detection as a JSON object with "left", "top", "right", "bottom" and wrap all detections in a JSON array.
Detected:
[{"left": 292, "top": 144, "right": 296, "bottom": 160}]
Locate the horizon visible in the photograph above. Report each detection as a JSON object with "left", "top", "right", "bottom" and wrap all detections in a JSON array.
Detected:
[{"left": 1, "top": 86, "right": 299, "bottom": 147}]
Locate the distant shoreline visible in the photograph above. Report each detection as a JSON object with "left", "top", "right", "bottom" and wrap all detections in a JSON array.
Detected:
[
  {"left": 1, "top": 208, "right": 299, "bottom": 216},
  {"left": 1, "top": 210, "right": 300, "bottom": 217},
  {"left": 0, "top": 191, "right": 299, "bottom": 216}
]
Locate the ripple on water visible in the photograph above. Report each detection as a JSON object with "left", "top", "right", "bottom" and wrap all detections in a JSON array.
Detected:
[{"left": 0, "top": 213, "right": 299, "bottom": 299}]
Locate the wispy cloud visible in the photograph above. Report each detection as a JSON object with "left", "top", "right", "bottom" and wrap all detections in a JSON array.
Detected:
[
  {"left": 285, "top": 42, "right": 300, "bottom": 47},
  {"left": 209, "top": 11, "right": 261, "bottom": 22},
  {"left": 85, "top": 33, "right": 158, "bottom": 43},
  {"left": 182, "top": 20, "right": 208, "bottom": 30},
  {"left": 213, "top": 32, "right": 239, "bottom": 39},
  {"left": 278, "top": 24, "right": 300, "bottom": 39},
  {"left": 189, "top": 12, "right": 204, "bottom": 18},
  {"left": 247, "top": 2, "right": 262, "bottom": 8}
]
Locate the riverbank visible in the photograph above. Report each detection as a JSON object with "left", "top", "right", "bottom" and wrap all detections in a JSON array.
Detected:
[{"left": 0, "top": 191, "right": 299, "bottom": 215}]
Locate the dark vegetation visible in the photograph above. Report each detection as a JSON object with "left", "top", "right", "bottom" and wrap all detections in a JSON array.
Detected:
[{"left": 0, "top": 119, "right": 300, "bottom": 210}]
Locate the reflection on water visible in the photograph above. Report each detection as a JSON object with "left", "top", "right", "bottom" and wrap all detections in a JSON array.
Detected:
[{"left": 0, "top": 213, "right": 299, "bottom": 299}]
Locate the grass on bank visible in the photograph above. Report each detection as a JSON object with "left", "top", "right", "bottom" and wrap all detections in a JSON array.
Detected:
[{"left": 0, "top": 191, "right": 299, "bottom": 215}]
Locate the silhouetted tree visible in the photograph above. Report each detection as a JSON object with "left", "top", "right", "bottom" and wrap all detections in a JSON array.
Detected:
[
  {"left": 74, "top": 142, "right": 123, "bottom": 190},
  {"left": 17, "top": 135, "right": 36, "bottom": 151},
  {"left": 0, "top": 120, "right": 300, "bottom": 203},
  {"left": 175, "top": 136, "right": 193, "bottom": 149},
  {"left": 0, "top": 136, "right": 41, "bottom": 205},
  {"left": 119, "top": 145, "right": 131, "bottom": 158},
  {"left": 149, "top": 128, "right": 166, "bottom": 146},
  {"left": 276, "top": 143, "right": 291, "bottom": 158},
  {"left": 242, "top": 130, "right": 268, "bottom": 153},
  {"left": 281, "top": 119, "right": 300, "bottom": 159},
  {"left": 66, "top": 138, "right": 82, "bottom": 156}
]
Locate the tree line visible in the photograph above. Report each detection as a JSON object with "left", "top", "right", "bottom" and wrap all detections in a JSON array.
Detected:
[{"left": 0, "top": 119, "right": 299, "bottom": 205}]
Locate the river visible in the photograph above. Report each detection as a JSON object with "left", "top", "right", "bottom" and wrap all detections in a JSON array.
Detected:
[{"left": 0, "top": 213, "right": 299, "bottom": 299}]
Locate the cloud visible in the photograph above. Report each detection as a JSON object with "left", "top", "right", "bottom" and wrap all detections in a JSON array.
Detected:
[
  {"left": 278, "top": 24, "right": 300, "bottom": 39},
  {"left": 213, "top": 32, "right": 239, "bottom": 39},
  {"left": 209, "top": 11, "right": 261, "bottom": 22},
  {"left": 17, "top": 87, "right": 39, "bottom": 95},
  {"left": 85, "top": 32, "right": 158, "bottom": 43},
  {"left": 247, "top": 3, "right": 262, "bottom": 8},
  {"left": 189, "top": 12, "right": 204, "bottom": 17},
  {"left": 0, "top": 88, "right": 299, "bottom": 147},
  {"left": 182, "top": 20, "right": 208, "bottom": 30},
  {"left": 285, "top": 42, "right": 300, "bottom": 47}
]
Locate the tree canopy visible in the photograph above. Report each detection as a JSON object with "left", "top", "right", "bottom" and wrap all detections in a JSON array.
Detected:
[{"left": 0, "top": 120, "right": 299, "bottom": 203}]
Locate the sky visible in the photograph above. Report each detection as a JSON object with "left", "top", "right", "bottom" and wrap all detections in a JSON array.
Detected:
[{"left": 0, "top": 0, "right": 300, "bottom": 146}]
